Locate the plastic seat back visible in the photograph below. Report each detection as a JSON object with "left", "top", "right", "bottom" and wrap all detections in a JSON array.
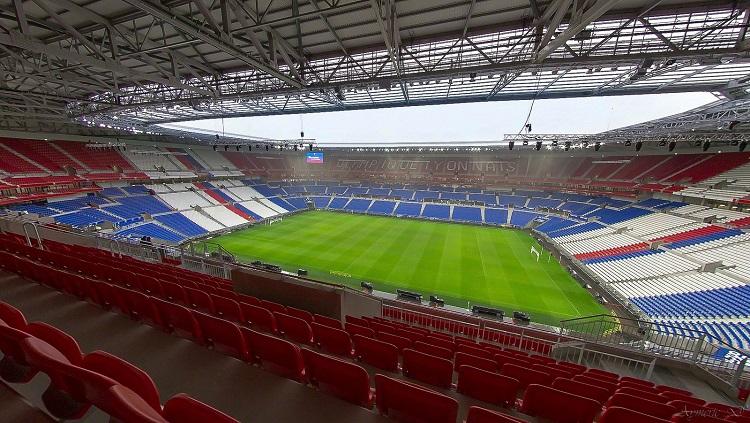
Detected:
[
  {"left": 25, "top": 322, "right": 83, "bottom": 366},
  {"left": 456, "top": 351, "right": 498, "bottom": 373},
  {"left": 260, "top": 300, "right": 287, "bottom": 315},
  {"left": 402, "top": 348, "right": 453, "bottom": 389},
  {"left": 501, "top": 363, "right": 552, "bottom": 389},
  {"left": 311, "top": 322, "right": 353, "bottom": 357},
  {"left": 520, "top": 383, "right": 600, "bottom": 423},
  {"left": 465, "top": 406, "right": 527, "bottom": 423},
  {"left": 98, "top": 385, "right": 167, "bottom": 423},
  {"left": 352, "top": 334, "right": 399, "bottom": 372},
  {"left": 599, "top": 406, "right": 670, "bottom": 423},
  {"left": 413, "top": 340, "right": 454, "bottom": 360},
  {"left": 286, "top": 307, "right": 314, "bottom": 324},
  {"left": 301, "top": 349, "right": 373, "bottom": 408},
  {"left": 313, "top": 314, "right": 342, "bottom": 330},
  {"left": 193, "top": 311, "right": 248, "bottom": 360},
  {"left": 240, "top": 302, "right": 277, "bottom": 333},
  {"left": 184, "top": 287, "right": 214, "bottom": 314},
  {"left": 374, "top": 374, "right": 458, "bottom": 423},
  {"left": 0, "top": 302, "right": 27, "bottom": 329},
  {"left": 152, "top": 298, "right": 202, "bottom": 342},
  {"left": 345, "top": 322, "right": 375, "bottom": 338},
  {"left": 552, "top": 377, "right": 610, "bottom": 404},
  {"left": 376, "top": 332, "right": 412, "bottom": 353},
  {"left": 243, "top": 327, "right": 305, "bottom": 382},
  {"left": 275, "top": 312, "right": 314, "bottom": 345},
  {"left": 458, "top": 344, "right": 493, "bottom": 359},
  {"left": 82, "top": 350, "right": 161, "bottom": 410},
  {"left": 457, "top": 365, "right": 519, "bottom": 407},
  {"left": 211, "top": 295, "right": 243, "bottom": 323},
  {"left": 164, "top": 393, "right": 239, "bottom": 423},
  {"left": 605, "top": 393, "right": 677, "bottom": 420},
  {"left": 160, "top": 281, "right": 188, "bottom": 305}
]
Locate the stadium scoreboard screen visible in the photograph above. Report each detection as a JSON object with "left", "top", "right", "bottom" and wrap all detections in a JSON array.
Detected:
[{"left": 306, "top": 152, "right": 324, "bottom": 164}]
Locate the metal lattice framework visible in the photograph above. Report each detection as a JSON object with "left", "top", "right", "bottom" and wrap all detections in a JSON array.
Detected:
[{"left": 2, "top": 0, "right": 750, "bottom": 137}]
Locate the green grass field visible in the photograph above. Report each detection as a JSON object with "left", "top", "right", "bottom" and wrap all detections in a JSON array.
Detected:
[{"left": 213, "top": 210, "right": 607, "bottom": 325}]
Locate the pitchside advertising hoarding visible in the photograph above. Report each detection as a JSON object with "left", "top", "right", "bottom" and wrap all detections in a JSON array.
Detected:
[
  {"left": 306, "top": 152, "right": 324, "bottom": 164},
  {"left": 333, "top": 157, "right": 518, "bottom": 174}
]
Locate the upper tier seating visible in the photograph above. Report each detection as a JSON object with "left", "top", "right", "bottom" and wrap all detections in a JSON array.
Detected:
[
  {"left": 0, "top": 145, "right": 42, "bottom": 173},
  {"left": 0, "top": 138, "right": 80, "bottom": 171},
  {"left": 55, "top": 141, "right": 134, "bottom": 171}
]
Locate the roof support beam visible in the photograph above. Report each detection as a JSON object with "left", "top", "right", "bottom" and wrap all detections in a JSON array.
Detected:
[{"left": 119, "top": 0, "right": 303, "bottom": 87}]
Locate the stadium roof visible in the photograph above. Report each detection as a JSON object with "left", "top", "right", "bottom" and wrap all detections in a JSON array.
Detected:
[{"left": 1, "top": 0, "right": 750, "bottom": 137}]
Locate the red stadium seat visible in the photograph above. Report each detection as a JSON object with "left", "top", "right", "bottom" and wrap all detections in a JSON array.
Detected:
[
  {"left": 465, "top": 406, "right": 527, "bottom": 423},
  {"left": 25, "top": 322, "right": 83, "bottom": 365},
  {"left": 301, "top": 349, "right": 373, "bottom": 408},
  {"left": 556, "top": 362, "right": 586, "bottom": 375},
  {"left": 520, "top": 383, "right": 600, "bottom": 423},
  {"left": 660, "top": 391, "right": 704, "bottom": 404},
  {"left": 599, "top": 406, "right": 669, "bottom": 423},
  {"left": 619, "top": 376, "right": 654, "bottom": 387},
  {"left": 424, "top": 335, "right": 456, "bottom": 352},
  {"left": 260, "top": 300, "right": 287, "bottom": 315},
  {"left": 161, "top": 280, "right": 189, "bottom": 305},
  {"left": 20, "top": 337, "right": 99, "bottom": 419},
  {"left": 152, "top": 298, "right": 203, "bottom": 342},
  {"left": 0, "top": 321, "right": 34, "bottom": 383},
  {"left": 531, "top": 364, "right": 576, "bottom": 380},
  {"left": 456, "top": 365, "right": 520, "bottom": 407},
  {"left": 605, "top": 393, "right": 677, "bottom": 420},
  {"left": 551, "top": 377, "right": 610, "bottom": 404},
  {"left": 211, "top": 295, "right": 243, "bottom": 323},
  {"left": 352, "top": 334, "right": 399, "bottom": 372},
  {"left": 98, "top": 385, "right": 167, "bottom": 423},
  {"left": 184, "top": 286, "right": 215, "bottom": 314},
  {"left": 501, "top": 363, "right": 552, "bottom": 389},
  {"left": 457, "top": 344, "right": 493, "bottom": 359},
  {"left": 585, "top": 368, "right": 619, "bottom": 381},
  {"left": 193, "top": 311, "right": 248, "bottom": 360},
  {"left": 243, "top": 327, "right": 305, "bottom": 382},
  {"left": 655, "top": 385, "right": 693, "bottom": 397},
  {"left": 82, "top": 350, "right": 162, "bottom": 410},
  {"left": 311, "top": 322, "right": 353, "bottom": 357},
  {"left": 240, "top": 302, "right": 277, "bottom": 333},
  {"left": 122, "top": 289, "right": 162, "bottom": 326},
  {"left": 376, "top": 331, "right": 412, "bottom": 352},
  {"left": 286, "top": 307, "right": 314, "bottom": 324},
  {"left": 164, "top": 393, "right": 239, "bottom": 423},
  {"left": 138, "top": 276, "right": 163, "bottom": 298},
  {"left": 345, "top": 322, "right": 376, "bottom": 338},
  {"left": 573, "top": 374, "right": 617, "bottom": 394},
  {"left": 615, "top": 387, "right": 667, "bottom": 403},
  {"left": 395, "top": 328, "right": 426, "bottom": 344},
  {"left": 313, "top": 314, "right": 342, "bottom": 330},
  {"left": 402, "top": 348, "right": 453, "bottom": 389},
  {"left": 495, "top": 352, "right": 530, "bottom": 369},
  {"left": 345, "top": 315, "right": 369, "bottom": 327},
  {"left": 374, "top": 374, "right": 458, "bottom": 423},
  {"left": 275, "top": 312, "right": 314, "bottom": 345},
  {"left": 413, "top": 340, "right": 454, "bottom": 360},
  {"left": 455, "top": 351, "right": 498, "bottom": 373}
]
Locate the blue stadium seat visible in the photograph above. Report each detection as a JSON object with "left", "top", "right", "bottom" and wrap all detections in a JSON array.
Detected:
[
  {"left": 421, "top": 204, "right": 450, "bottom": 220},
  {"left": 369, "top": 201, "right": 396, "bottom": 215},
  {"left": 498, "top": 195, "right": 527, "bottom": 207},
  {"left": 328, "top": 197, "right": 349, "bottom": 209},
  {"left": 394, "top": 202, "right": 421, "bottom": 217},
  {"left": 312, "top": 196, "right": 332, "bottom": 208},
  {"left": 155, "top": 213, "right": 209, "bottom": 237},
  {"left": 116, "top": 223, "right": 185, "bottom": 243},
  {"left": 452, "top": 206, "right": 482, "bottom": 223},
  {"left": 344, "top": 199, "right": 372, "bottom": 212},
  {"left": 484, "top": 208, "right": 508, "bottom": 225},
  {"left": 509, "top": 210, "right": 541, "bottom": 228}
]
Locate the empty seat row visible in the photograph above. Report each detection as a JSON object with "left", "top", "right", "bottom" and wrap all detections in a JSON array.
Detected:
[{"left": 0, "top": 301, "right": 236, "bottom": 422}]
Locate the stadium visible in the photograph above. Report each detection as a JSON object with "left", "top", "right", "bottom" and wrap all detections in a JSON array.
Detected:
[{"left": 2, "top": 0, "right": 750, "bottom": 421}]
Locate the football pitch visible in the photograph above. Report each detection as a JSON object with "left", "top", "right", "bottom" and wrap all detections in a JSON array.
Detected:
[{"left": 212, "top": 210, "right": 607, "bottom": 325}]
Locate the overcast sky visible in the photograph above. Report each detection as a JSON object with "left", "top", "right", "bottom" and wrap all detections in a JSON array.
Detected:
[{"left": 172, "top": 92, "right": 718, "bottom": 145}]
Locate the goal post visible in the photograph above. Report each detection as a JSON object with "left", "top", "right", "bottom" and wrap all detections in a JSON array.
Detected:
[
  {"left": 266, "top": 217, "right": 283, "bottom": 226},
  {"left": 530, "top": 245, "right": 541, "bottom": 262}
]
